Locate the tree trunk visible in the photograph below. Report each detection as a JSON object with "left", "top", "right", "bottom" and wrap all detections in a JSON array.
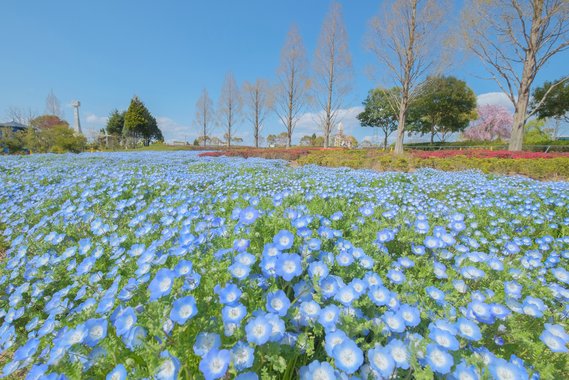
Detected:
[
  {"left": 509, "top": 82, "right": 531, "bottom": 151},
  {"left": 384, "top": 133, "right": 388, "bottom": 150},
  {"left": 394, "top": 96, "right": 408, "bottom": 154}
]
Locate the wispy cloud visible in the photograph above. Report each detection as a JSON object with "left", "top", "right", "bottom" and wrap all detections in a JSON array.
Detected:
[
  {"left": 477, "top": 92, "right": 515, "bottom": 111},
  {"left": 156, "top": 116, "right": 196, "bottom": 143},
  {"left": 85, "top": 113, "right": 108, "bottom": 125}
]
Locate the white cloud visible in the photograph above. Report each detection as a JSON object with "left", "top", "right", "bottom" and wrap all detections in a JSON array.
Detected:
[
  {"left": 477, "top": 92, "right": 515, "bottom": 111},
  {"left": 156, "top": 116, "right": 197, "bottom": 143},
  {"left": 85, "top": 113, "right": 108, "bottom": 125}
]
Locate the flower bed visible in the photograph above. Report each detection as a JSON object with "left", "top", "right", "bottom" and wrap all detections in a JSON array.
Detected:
[
  {"left": 0, "top": 152, "right": 568, "bottom": 379},
  {"left": 411, "top": 149, "right": 569, "bottom": 159}
]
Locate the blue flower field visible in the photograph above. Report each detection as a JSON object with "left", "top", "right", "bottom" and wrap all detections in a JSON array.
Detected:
[{"left": 0, "top": 152, "right": 568, "bottom": 379}]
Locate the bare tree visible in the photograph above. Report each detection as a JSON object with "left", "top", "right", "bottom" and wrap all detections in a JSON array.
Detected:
[
  {"left": 6, "top": 106, "right": 36, "bottom": 125},
  {"left": 218, "top": 73, "right": 242, "bottom": 148},
  {"left": 45, "top": 89, "right": 62, "bottom": 117},
  {"left": 195, "top": 88, "right": 214, "bottom": 146},
  {"left": 463, "top": 0, "right": 569, "bottom": 151},
  {"left": 367, "top": 0, "right": 447, "bottom": 154},
  {"left": 243, "top": 79, "right": 272, "bottom": 148},
  {"left": 275, "top": 25, "right": 309, "bottom": 148},
  {"left": 314, "top": 1, "right": 353, "bottom": 148}
]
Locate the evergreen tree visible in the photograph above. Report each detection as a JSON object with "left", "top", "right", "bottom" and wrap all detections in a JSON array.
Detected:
[
  {"left": 106, "top": 110, "right": 125, "bottom": 136},
  {"left": 123, "top": 96, "right": 163, "bottom": 146}
]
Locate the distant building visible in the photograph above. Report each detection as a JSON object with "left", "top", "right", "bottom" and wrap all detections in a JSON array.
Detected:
[
  {"left": 333, "top": 123, "right": 356, "bottom": 148},
  {"left": 0, "top": 121, "right": 31, "bottom": 138}
]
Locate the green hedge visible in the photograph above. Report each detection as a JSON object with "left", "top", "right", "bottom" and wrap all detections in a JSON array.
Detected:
[{"left": 297, "top": 150, "right": 569, "bottom": 180}]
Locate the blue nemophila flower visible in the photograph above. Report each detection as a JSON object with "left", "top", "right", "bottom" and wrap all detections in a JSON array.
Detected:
[
  {"left": 84, "top": 318, "right": 108, "bottom": 347},
  {"left": 124, "top": 325, "right": 147, "bottom": 350},
  {"left": 148, "top": 268, "right": 176, "bottom": 301},
  {"left": 194, "top": 332, "right": 221, "bottom": 357},
  {"left": 456, "top": 317, "right": 481, "bottom": 341},
  {"left": 426, "top": 286, "right": 446, "bottom": 304},
  {"left": 383, "top": 311, "right": 405, "bottom": 333},
  {"left": 452, "top": 361, "right": 479, "bottom": 380},
  {"left": 214, "top": 283, "right": 242, "bottom": 305},
  {"left": 425, "top": 344, "right": 453, "bottom": 375},
  {"left": 245, "top": 315, "right": 272, "bottom": 345},
  {"left": 273, "top": 230, "right": 294, "bottom": 250},
  {"left": 13, "top": 337, "right": 40, "bottom": 361},
  {"left": 387, "top": 269, "right": 405, "bottom": 285},
  {"left": 106, "top": 364, "right": 127, "bottom": 380},
  {"left": 335, "top": 285, "right": 357, "bottom": 306},
  {"left": 170, "top": 295, "right": 197, "bottom": 325},
  {"left": 368, "top": 345, "right": 395, "bottom": 378},
  {"left": 540, "top": 329, "right": 568, "bottom": 353},
  {"left": 386, "top": 339, "right": 410, "bottom": 370},
  {"left": 332, "top": 338, "right": 363, "bottom": 374},
  {"left": 229, "top": 262, "right": 251, "bottom": 281},
  {"left": 368, "top": 285, "right": 391, "bottom": 306},
  {"left": 429, "top": 327, "right": 459, "bottom": 351},
  {"left": 114, "top": 307, "right": 137, "bottom": 337},
  {"left": 325, "top": 330, "right": 348, "bottom": 357},
  {"left": 308, "top": 261, "right": 329, "bottom": 280},
  {"left": 155, "top": 350, "right": 180, "bottom": 380},
  {"left": 488, "top": 358, "right": 527, "bottom": 380},
  {"left": 276, "top": 254, "right": 302, "bottom": 281},
  {"left": 239, "top": 207, "right": 259, "bottom": 225},
  {"left": 222, "top": 303, "right": 247, "bottom": 324},
  {"left": 199, "top": 349, "right": 230, "bottom": 380},
  {"left": 299, "top": 360, "right": 336, "bottom": 380},
  {"left": 318, "top": 304, "right": 340, "bottom": 330},
  {"left": 174, "top": 260, "right": 193, "bottom": 277},
  {"left": 232, "top": 341, "right": 255, "bottom": 371},
  {"left": 399, "top": 304, "right": 421, "bottom": 327},
  {"left": 26, "top": 364, "right": 48, "bottom": 380},
  {"left": 266, "top": 290, "right": 291, "bottom": 317}
]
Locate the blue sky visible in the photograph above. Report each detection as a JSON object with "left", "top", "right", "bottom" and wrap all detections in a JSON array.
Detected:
[{"left": 1, "top": 0, "right": 568, "bottom": 144}]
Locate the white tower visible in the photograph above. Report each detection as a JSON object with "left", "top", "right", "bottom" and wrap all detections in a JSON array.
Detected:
[{"left": 72, "top": 100, "right": 82, "bottom": 134}]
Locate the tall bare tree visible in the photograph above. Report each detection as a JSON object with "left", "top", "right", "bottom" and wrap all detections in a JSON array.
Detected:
[
  {"left": 463, "top": 0, "right": 569, "bottom": 151},
  {"left": 314, "top": 1, "right": 353, "bottom": 148},
  {"left": 368, "top": 0, "right": 447, "bottom": 154},
  {"left": 6, "top": 106, "right": 36, "bottom": 125},
  {"left": 218, "top": 73, "right": 242, "bottom": 148},
  {"left": 275, "top": 25, "right": 309, "bottom": 148},
  {"left": 45, "top": 89, "right": 62, "bottom": 117},
  {"left": 243, "top": 79, "right": 271, "bottom": 148},
  {"left": 195, "top": 88, "right": 214, "bottom": 146}
]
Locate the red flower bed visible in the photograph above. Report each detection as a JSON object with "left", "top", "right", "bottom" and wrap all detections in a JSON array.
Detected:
[{"left": 411, "top": 149, "right": 569, "bottom": 159}]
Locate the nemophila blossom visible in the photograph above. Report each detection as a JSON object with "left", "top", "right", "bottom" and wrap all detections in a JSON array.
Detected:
[
  {"left": 84, "top": 318, "right": 108, "bottom": 347},
  {"left": 368, "top": 285, "right": 391, "bottom": 306},
  {"left": 114, "top": 307, "right": 137, "bottom": 337},
  {"left": 154, "top": 350, "right": 180, "bottom": 380},
  {"left": 148, "top": 268, "right": 176, "bottom": 301},
  {"left": 106, "top": 364, "right": 127, "bottom": 380},
  {"left": 399, "top": 304, "right": 421, "bottom": 327},
  {"left": 425, "top": 344, "right": 453, "bottom": 375},
  {"left": 266, "top": 290, "right": 291, "bottom": 317},
  {"left": 325, "top": 330, "right": 348, "bottom": 357},
  {"left": 273, "top": 230, "right": 294, "bottom": 250},
  {"left": 232, "top": 341, "right": 255, "bottom": 371},
  {"left": 456, "top": 318, "right": 481, "bottom": 341},
  {"left": 386, "top": 339, "right": 410, "bottom": 369},
  {"left": 170, "top": 295, "right": 197, "bottom": 325},
  {"left": 318, "top": 304, "right": 340, "bottom": 330},
  {"left": 452, "top": 361, "right": 480, "bottom": 380},
  {"left": 429, "top": 327, "right": 460, "bottom": 351},
  {"left": 335, "top": 285, "right": 357, "bottom": 306},
  {"left": 308, "top": 261, "right": 329, "bottom": 280},
  {"left": 222, "top": 304, "right": 247, "bottom": 324},
  {"left": 368, "top": 345, "right": 395, "bottom": 378},
  {"left": 194, "top": 332, "right": 221, "bottom": 357},
  {"left": 214, "top": 283, "right": 242, "bottom": 305},
  {"left": 174, "top": 260, "right": 193, "bottom": 277},
  {"left": 332, "top": 338, "right": 363, "bottom": 374},
  {"left": 123, "top": 325, "right": 147, "bottom": 350},
  {"left": 245, "top": 315, "right": 272, "bottom": 345},
  {"left": 299, "top": 360, "right": 336, "bottom": 380},
  {"left": 387, "top": 269, "right": 405, "bottom": 285},
  {"left": 276, "top": 254, "right": 302, "bottom": 281},
  {"left": 199, "top": 349, "right": 231, "bottom": 380},
  {"left": 229, "top": 262, "right": 251, "bottom": 281},
  {"left": 239, "top": 207, "right": 259, "bottom": 225},
  {"left": 540, "top": 330, "right": 568, "bottom": 353},
  {"left": 488, "top": 358, "right": 527, "bottom": 380}
]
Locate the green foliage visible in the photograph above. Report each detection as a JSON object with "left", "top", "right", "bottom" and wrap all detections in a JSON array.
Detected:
[
  {"left": 300, "top": 133, "right": 325, "bottom": 147},
  {"left": 297, "top": 150, "right": 569, "bottom": 180},
  {"left": 24, "top": 125, "right": 87, "bottom": 153},
  {"left": 532, "top": 78, "right": 569, "bottom": 122},
  {"left": 106, "top": 109, "right": 125, "bottom": 136},
  {"left": 408, "top": 76, "right": 478, "bottom": 143},
  {"left": 357, "top": 88, "right": 399, "bottom": 149},
  {"left": 123, "top": 96, "right": 164, "bottom": 147},
  {"left": 524, "top": 119, "right": 553, "bottom": 145}
]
